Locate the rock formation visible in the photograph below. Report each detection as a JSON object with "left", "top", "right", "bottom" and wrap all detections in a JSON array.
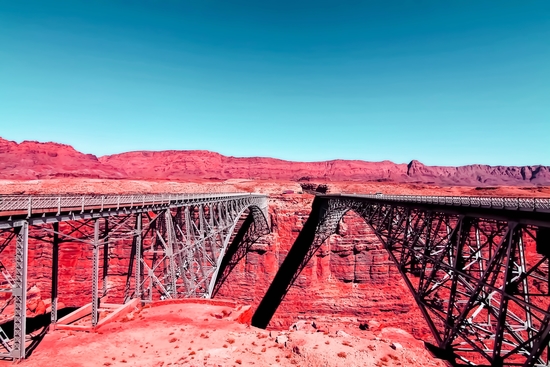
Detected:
[
  {"left": 214, "top": 195, "right": 431, "bottom": 339},
  {"left": 1, "top": 137, "right": 549, "bottom": 185},
  {"left": 0, "top": 138, "right": 125, "bottom": 180}
]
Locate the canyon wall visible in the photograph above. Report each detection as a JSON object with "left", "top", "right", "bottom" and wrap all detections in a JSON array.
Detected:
[
  {"left": 215, "top": 195, "right": 431, "bottom": 339},
  {"left": 2, "top": 137, "right": 550, "bottom": 186},
  {"left": 0, "top": 194, "right": 430, "bottom": 341}
]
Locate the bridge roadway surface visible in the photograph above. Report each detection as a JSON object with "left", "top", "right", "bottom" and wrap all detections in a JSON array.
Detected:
[
  {"left": 0, "top": 193, "right": 267, "bottom": 228},
  {"left": 329, "top": 193, "right": 550, "bottom": 220}
]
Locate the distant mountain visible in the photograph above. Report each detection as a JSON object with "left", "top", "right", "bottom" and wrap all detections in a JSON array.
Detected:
[
  {"left": 1, "top": 137, "right": 549, "bottom": 186},
  {"left": 0, "top": 138, "right": 125, "bottom": 180}
]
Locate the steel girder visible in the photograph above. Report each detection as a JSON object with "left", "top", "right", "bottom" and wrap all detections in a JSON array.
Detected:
[
  {"left": 136, "top": 196, "right": 269, "bottom": 301},
  {"left": 355, "top": 201, "right": 550, "bottom": 366},
  {"left": 253, "top": 195, "right": 550, "bottom": 367},
  {"left": 0, "top": 194, "right": 269, "bottom": 360}
]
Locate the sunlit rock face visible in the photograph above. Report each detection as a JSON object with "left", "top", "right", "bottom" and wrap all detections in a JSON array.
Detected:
[
  {"left": 2, "top": 137, "right": 550, "bottom": 185},
  {"left": 215, "top": 195, "right": 432, "bottom": 340},
  {"left": 0, "top": 138, "right": 125, "bottom": 180}
]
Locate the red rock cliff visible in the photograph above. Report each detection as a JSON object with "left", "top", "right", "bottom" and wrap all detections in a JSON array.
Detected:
[
  {"left": 214, "top": 195, "right": 431, "bottom": 339},
  {"left": 1, "top": 137, "right": 549, "bottom": 186},
  {"left": 0, "top": 138, "right": 125, "bottom": 180}
]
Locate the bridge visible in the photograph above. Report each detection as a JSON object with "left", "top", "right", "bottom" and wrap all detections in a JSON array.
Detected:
[
  {"left": 0, "top": 193, "right": 269, "bottom": 360},
  {"left": 2, "top": 192, "right": 550, "bottom": 366},
  {"left": 252, "top": 194, "right": 550, "bottom": 367}
]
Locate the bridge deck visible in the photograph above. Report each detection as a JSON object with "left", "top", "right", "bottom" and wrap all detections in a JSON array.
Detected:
[
  {"left": 323, "top": 194, "right": 550, "bottom": 227},
  {"left": 0, "top": 193, "right": 267, "bottom": 229},
  {"left": 331, "top": 193, "right": 550, "bottom": 212}
]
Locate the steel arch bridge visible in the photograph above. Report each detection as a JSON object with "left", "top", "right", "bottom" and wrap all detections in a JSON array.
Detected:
[
  {"left": 0, "top": 193, "right": 269, "bottom": 360},
  {"left": 252, "top": 194, "right": 550, "bottom": 367}
]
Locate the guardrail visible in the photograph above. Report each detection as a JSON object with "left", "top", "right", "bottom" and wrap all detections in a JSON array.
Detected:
[
  {"left": 341, "top": 194, "right": 550, "bottom": 212},
  {"left": 0, "top": 193, "right": 265, "bottom": 216}
]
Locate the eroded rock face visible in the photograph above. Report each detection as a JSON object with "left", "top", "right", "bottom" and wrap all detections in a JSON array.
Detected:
[
  {"left": 1, "top": 137, "right": 549, "bottom": 185},
  {"left": 0, "top": 138, "right": 126, "bottom": 180},
  {"left": 406, "top": 160, "right": 550, "bottom": 186},
  {"left": 214, "top": 195, "right": 431, "bottom": 339}
]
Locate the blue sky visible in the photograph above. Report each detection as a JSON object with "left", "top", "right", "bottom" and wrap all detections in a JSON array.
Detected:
[{"left": 0, "top": 1, "right": 548, "bottom": 166}]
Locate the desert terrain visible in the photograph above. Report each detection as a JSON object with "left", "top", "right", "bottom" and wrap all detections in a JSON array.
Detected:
[{"left": 1, "top": 137, "right": 549, "bottom": 366}]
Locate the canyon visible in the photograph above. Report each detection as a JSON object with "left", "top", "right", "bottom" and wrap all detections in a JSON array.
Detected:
[
  {"left": 1, "top": 137, "right": 550, "bottom": 366},
  {"left": 0, "top": 187, "right": 432, "bottom": 339}
]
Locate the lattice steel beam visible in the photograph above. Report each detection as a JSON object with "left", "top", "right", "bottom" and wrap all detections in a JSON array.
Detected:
[{"left": 12, "top": 221, "right": 28, "bottom": 360}]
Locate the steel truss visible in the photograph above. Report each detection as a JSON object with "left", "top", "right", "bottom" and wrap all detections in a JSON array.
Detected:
[
  {"left": 0, "top": 193, "right": 269, "bottom": 360},
  {"left": 253, "top": 195, "right": 550, "bottom": 367}
]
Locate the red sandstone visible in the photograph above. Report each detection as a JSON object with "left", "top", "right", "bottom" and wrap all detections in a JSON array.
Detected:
[{"left": 1, "top": 137, "right": 549, "bottom": 185}]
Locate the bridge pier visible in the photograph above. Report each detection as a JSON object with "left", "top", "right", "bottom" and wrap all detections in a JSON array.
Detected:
[
  {"left": 91, "top": 219, "right": 100, "bottom": 327},
  {"left": 12, "top": 221, "right": 28, "bottom": 360},
  {"left": 50, "top": 222, "right": 59, "bottom": 330},
  {"left": 102, "top": 220, "right": 109, "bottom": 297},
  {"left": 135, "top": 213, "right": 142, "bottom": 300}
]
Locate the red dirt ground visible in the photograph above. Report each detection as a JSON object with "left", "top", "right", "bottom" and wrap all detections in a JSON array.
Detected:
[{"left": 15, "top": 300, "right": 446, "bottom": 367}]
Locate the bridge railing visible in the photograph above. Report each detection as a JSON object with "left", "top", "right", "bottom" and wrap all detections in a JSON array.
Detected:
[
  {"left": 0, "top": 193, "right": 264, "bottom": 215},
  {"left": 344, "top": 194, "right": 550, "bottom": 212}
]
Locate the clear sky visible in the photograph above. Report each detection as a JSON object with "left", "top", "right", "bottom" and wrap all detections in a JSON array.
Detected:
[{"left": 0, "top": 1, "right": 548, "bottom": 166}]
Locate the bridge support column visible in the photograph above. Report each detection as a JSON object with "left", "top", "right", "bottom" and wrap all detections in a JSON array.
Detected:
[
  {"left": 50, "top": 222, "right": 59, "bottom": 330},
  {"left": 91, "top": 219, "right": 100, "bottom": 327},
  {"left": 165, "top": 210, "right": 177, "bottom": 298},
  {"left": 491, "top": 223, "right": 518, "bottom": 367},
  {"left": 11, "top": 221, "right": 28, "bottom": 360},
  {"left": 135, "top": 213, "right": 142, "bottom": 300},
  {"left": 102, "top": 221, "right": 109, "bottom": 297}
]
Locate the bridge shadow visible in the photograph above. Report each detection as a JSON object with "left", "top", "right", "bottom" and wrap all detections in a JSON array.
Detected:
[
  {"left": 211, "top": 211, "right": 269, "bottom": 297},
  {"left": 424, "top": 342, "right": 458, "bottom": 364},
  {"left": 0, "top": 307, "right": 77, "bottom": 357},
  {"left": 251, "top": 198, "right": 325, "bottom": 329}
]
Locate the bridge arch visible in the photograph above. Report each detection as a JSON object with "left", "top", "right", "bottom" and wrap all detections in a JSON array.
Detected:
[
  {"left": 207, "top": 203, "right": 270, "bottom": 296},
  {"left": 138, "top": 196, "right": 270, "bottom": 301}
]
